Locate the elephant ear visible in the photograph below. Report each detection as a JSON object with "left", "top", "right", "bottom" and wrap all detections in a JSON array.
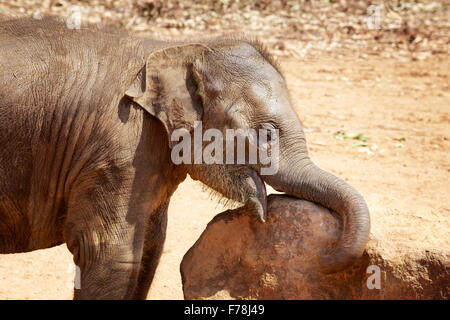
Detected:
[{"left": 125, "top": 44, "right": 210, "bottom": 147}]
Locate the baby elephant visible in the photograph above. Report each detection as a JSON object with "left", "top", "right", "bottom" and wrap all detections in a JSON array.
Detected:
[{"left": 0, "top": 17, "right": 369, "bottom": 299}]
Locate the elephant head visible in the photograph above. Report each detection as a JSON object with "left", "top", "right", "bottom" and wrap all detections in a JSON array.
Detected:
[{"left": 125, "top": 40, "right": 370, "bottom": 273}]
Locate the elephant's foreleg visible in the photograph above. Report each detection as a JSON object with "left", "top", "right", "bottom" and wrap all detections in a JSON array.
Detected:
[
  {"left": 63, "top": 186, "right": 147, "bottom": 300},
  {"left": 131, "top": 201, "right": 169, "bottom": 299}
]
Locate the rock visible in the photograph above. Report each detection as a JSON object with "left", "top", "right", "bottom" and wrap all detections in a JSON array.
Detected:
[{"left": 181, "top": 195, "right": 449, "bottom": 300}]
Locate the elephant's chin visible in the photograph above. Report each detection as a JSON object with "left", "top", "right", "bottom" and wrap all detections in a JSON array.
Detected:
[{"left": 187, "top": 164, "right": 268, "bottom": 221}]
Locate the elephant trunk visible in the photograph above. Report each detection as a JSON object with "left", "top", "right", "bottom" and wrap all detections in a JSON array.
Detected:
[{"left": 263, "top": 153, "right": 370, "bottom": 273}]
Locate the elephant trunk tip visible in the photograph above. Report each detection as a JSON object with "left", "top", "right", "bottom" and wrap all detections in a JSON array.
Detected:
[
  {"left": 319, "top": 203, "right": 370, "bottom": 274},
  {"left": 318, "top": 249, "right": 363, "bottom": 274}
]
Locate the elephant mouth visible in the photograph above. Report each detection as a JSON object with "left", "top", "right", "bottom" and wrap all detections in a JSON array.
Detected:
[
  {"left": 246, "top": 169, "right": 268, "bottom": 222},
  {"left": 251, "top": 169, "right": 267, "bottom": 200},
  {"left": 186, "top": 163, "right": 268, "bottom": 221}
]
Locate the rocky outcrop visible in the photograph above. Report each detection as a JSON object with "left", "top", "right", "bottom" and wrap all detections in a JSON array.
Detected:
[{"left": 181, "top": 195, "right": 449, "bottom": 299}]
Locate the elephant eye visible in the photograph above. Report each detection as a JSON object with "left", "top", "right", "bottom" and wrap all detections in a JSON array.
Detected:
[
  {"left": 267, "top": 129, "right": 276, "bottom": 142},
  {"left": 258, "top": 123, "right": 278, "bottom": 146},
  {"left": 266, "top": 128, "right": 278, "bottom": 144}
]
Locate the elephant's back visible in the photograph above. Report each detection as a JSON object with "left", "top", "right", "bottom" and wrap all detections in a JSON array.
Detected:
[{"left": 0, "top": 17, "right": 145, "bottom": 112}]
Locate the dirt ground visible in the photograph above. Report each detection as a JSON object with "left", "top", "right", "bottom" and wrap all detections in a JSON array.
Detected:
[{"left": 0, "top": 49, "right": 448, "bottom": 299}]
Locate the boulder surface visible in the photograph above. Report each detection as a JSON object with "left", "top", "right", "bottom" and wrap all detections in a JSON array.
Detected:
[{"left": 181, "top": 195, "right": 449, "bottom": 299}]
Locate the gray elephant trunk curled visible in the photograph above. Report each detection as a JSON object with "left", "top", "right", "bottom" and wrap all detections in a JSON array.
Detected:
[{"left": 263, "top": 150, "right": 370, "bottom": 273}]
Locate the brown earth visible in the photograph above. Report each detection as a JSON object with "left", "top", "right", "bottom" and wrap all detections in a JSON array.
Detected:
[{"left": 0, "top": 51, "right": 448, "bottom": 299}]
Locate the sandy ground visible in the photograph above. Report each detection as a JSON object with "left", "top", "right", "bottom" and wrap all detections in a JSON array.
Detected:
[{"left": 0, "top": 53, "right": 448, "bottom": 299}]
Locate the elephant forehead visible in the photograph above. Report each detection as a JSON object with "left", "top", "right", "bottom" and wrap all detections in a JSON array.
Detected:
[
  {"left": 248, "top": 81, "right": 273, "bottom": 98},
  {"left": 245, "top": 79, "right": 286, "bottom": 107}
]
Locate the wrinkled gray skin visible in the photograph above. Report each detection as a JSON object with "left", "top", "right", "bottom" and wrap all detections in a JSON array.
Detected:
[{"left": 0, "top": 18, "right": 370, "bottom": 299}]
